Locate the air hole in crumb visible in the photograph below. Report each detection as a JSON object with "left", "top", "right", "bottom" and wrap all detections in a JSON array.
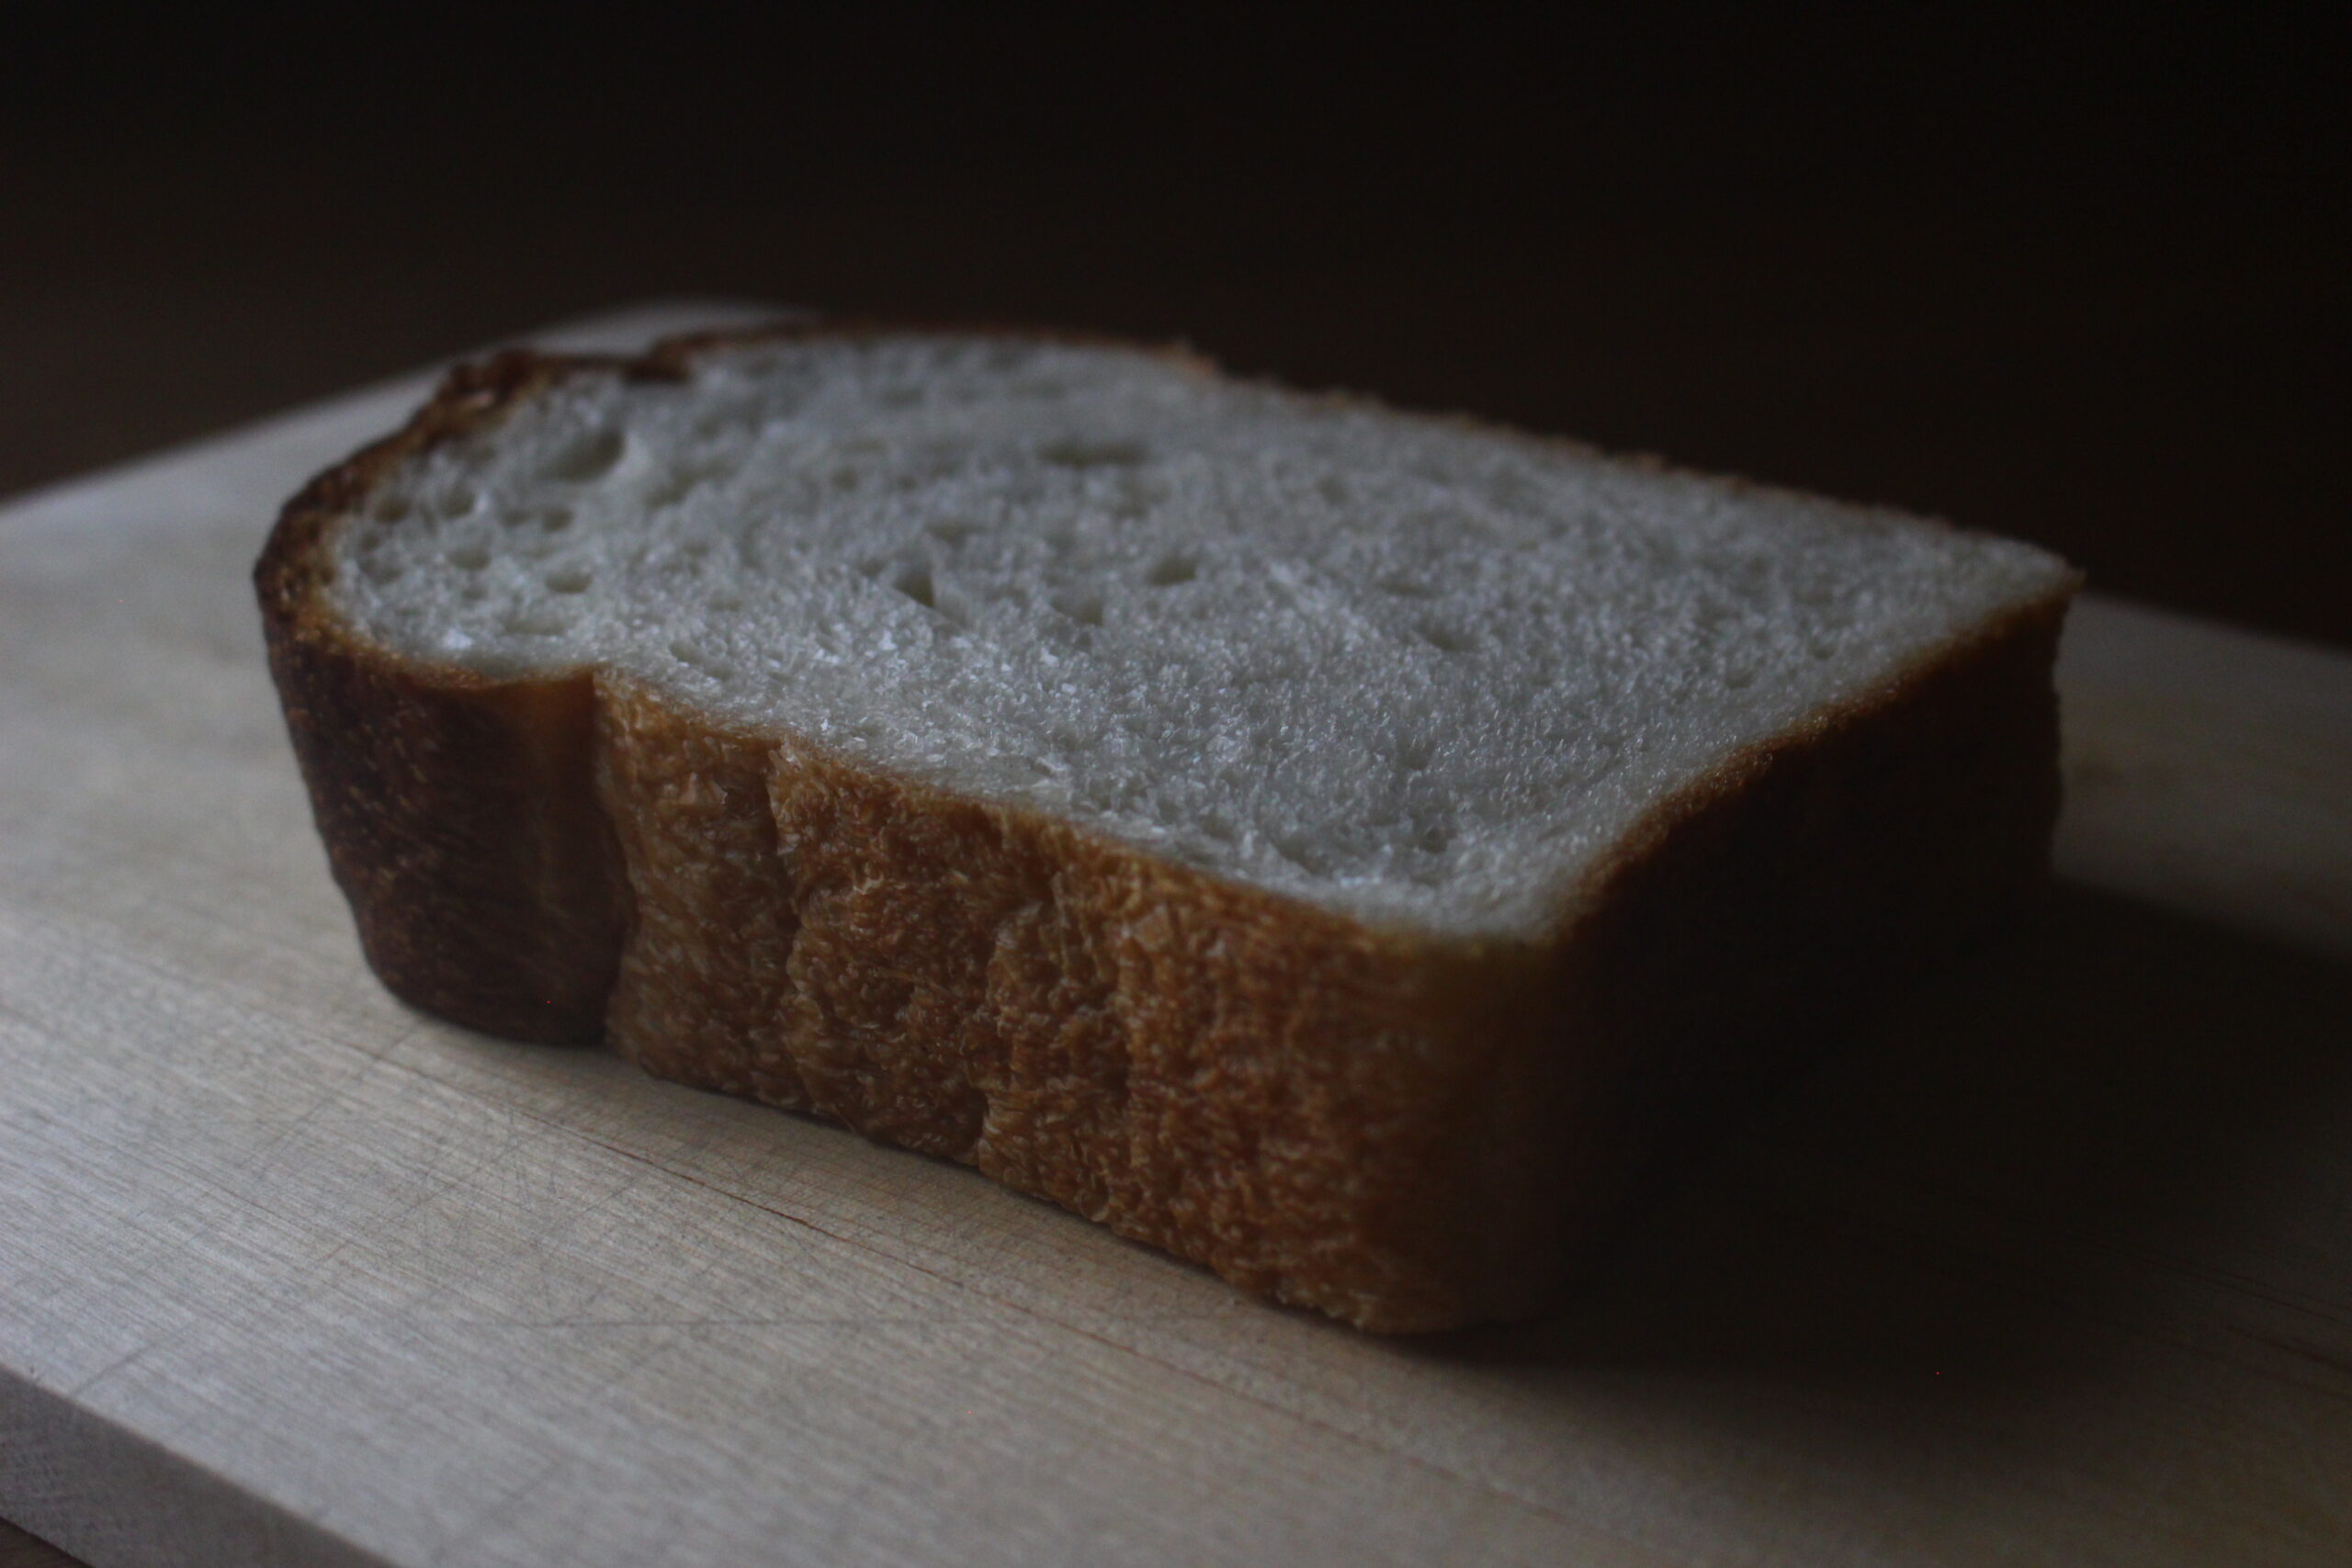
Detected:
[
  {"left": 1725, "top": 667, "right": 1758, "bottom": 689},
  {"left": 435, "top": 486, "right": 480, "bottom": 518},
  {"left": 891, "top": 565, "right": 937, "bottom": 610},
  {"left": 1146, "top": 553, "right": 1197, "bottom": 587},
  {"left": 644, "top": 472, "right": 703, "bottom": 509},
  {"left": 538, "top": 507, "right": 574, "bottom": 533},
  {"left": 1050, "top": 590, "right": 1105, "bottom": 626},
  {"left": 1377, "top": 573, "right": 1436, "bottom": 599},
  {"left": 1272, "top": 835, "right": 1335, "bottom": 876},
  {"left": 925, "top": 519, "right": 978, "bottom": 547},
  {"left": 668, "top": 640, "right": 735, "bottom": 682},
  {"left": 1416, "top": 621, "right": 1472, "bottom": 653},
  {"left": 1417, "top": 822, "right": 1454, "bottom": 855},
  {"left": 1039, "top": 438, "right": 1148, "bottom": 469},
  {"left": 547, "top": 429, "right": 626, "bottom": 483},
  {"left": 876, "top": 386, "right": 922, "bottom": 409},
  {"left": 1317, "top": 476, "right": 1351, "bottom": 506},
  {"left": 1396, "top": 739, "right": 1434, "bottom": 772},
  {"left": 369, "top": 495, "right": 413, "bottom": 525},
  {"left": 545, "top": 566, "right": 593, "bottom": 594},
  {"left": 447, "top": 544, "right": 491, "bottom": 571}
]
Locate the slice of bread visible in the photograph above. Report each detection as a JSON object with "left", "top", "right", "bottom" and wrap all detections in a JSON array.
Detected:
[{"left": 255, "top": 323, "right": 2078, "bottom": 1330}]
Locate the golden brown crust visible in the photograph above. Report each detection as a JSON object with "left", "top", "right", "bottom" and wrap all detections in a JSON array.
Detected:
[
  {"left": 254, "top": 322, "right": 2077, "bottom": 1328},
  {"left": 259, "top": 635, "right": 628, "bottom": 1043},
  {"left": 255, "top": 350, "right": 634, "bottom": 1043}
]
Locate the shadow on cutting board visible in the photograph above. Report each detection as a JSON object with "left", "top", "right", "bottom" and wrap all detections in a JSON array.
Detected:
[{"left": 1414, "top": 881, "right": 2352, "bottom": 1388}]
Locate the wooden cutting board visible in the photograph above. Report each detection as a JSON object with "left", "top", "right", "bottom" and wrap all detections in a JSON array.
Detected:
[{"left": 5, "top": 303, "right": 2347, "bottom": 1568}]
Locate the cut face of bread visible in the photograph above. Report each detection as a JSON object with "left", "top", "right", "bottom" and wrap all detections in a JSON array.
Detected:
[
  {"left": 257, "top": 325, "right": 2078, "bottom": 1331},
  {"left": 332, "top": 333, "right": 2069, "bottom": 939}
]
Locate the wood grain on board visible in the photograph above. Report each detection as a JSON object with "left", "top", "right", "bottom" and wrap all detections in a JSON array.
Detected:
[{"left": 2, "top": 305, "right": 2346, "bottom": 1567}]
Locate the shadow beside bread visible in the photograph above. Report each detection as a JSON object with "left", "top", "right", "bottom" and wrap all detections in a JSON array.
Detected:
[{"left": 1407, "top": 880, "right": 2352, "bottom": 1394}]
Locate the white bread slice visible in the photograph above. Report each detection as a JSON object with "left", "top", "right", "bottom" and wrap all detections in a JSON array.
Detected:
[{"left": 255, "top": 324, "right": 2078, "bottom": 1330}]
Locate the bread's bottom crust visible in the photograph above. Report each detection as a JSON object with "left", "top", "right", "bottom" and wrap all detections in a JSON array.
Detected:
[
  {"left": 594, "top": 680, "right": 1561, "bottom": 1330},
  {"left": 273, "top": 598, "right": 2066, "bottom": 1332},
  {"left": 581, "top": 603, "right": 2066, "bottom": 1331}
]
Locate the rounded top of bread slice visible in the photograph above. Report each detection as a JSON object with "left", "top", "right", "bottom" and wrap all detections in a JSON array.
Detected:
[{"left": 314, "top": 327, "right": 2075, "bottom": 939}]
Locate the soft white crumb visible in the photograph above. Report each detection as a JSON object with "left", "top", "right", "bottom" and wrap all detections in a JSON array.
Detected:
[{"left": 334, "top": 335, "right": 2072, "bottom": 937}]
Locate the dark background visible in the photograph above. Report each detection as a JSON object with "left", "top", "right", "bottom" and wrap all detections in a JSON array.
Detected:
[{"left": 6, "top": 5, "right": 2346, "bottom": 642}]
